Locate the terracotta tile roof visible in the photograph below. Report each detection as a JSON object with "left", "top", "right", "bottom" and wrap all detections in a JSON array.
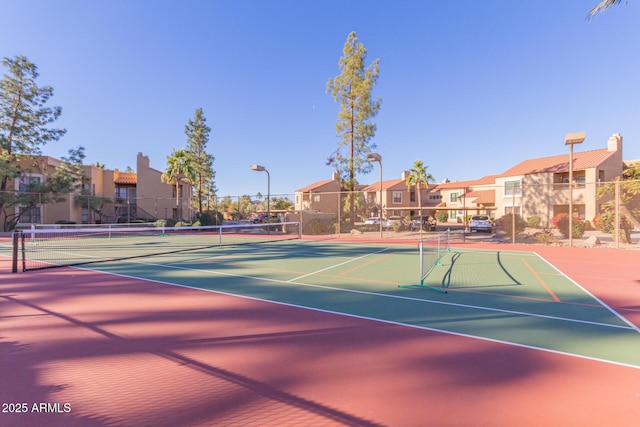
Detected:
[
  {"left": 500, "top": 149, "right": 615, "bottom": 177},
  {"left": 361, "top": 180, "right": 438, "bottom": 192},
  {"left": 435, "top": 175, "right": 499, "bottom": 190},
  {"left": 114, "top": 173, "right": 137, "bottom": 185},
  {"left": 361, "top": 179, "right": 401, "bottom": 192},
  {"left": 295, "top": 179, "right": 336, "bottom": 192},
  {"left": 460, "top": 189, "right": 495, "bottom": 205}
]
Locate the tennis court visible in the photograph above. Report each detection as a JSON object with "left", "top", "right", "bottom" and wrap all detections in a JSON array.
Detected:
[{"left": 1, "top": 227, "right": 640, "bottom": 426}]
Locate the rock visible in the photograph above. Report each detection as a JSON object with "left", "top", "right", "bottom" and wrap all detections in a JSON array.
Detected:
[
  {"left": 585, "top": 235, "right": 601, "bottom": 246},
  {"left": 350, "top": 229, "right": 363, "bottom": 236}
]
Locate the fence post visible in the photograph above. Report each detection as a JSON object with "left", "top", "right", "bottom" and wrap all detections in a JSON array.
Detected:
[
  {"left": 615, "top": 177, "right": 620, "bottom": 249},
  {"left": 11, "top": 231, "right": 19, "bottom": 273}
]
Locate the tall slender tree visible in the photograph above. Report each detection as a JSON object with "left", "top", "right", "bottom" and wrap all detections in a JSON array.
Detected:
[
  {"left": 405, "top": 160, "right": 435, "bottom": 237},
  {"left": 161, "top": 149, "right": 196, "bottom": 221},
  {"left": 184, "top": 108, "right": 215, "bottom": 215},
  {"left": 326, "top": 31, "right": 381, "bottom": 191},
  {"left": 0, "top": 55, "right": 76, "bottom": 230},
  {"left": 0, "top": 55, "right": 67, "bottom": 229}
]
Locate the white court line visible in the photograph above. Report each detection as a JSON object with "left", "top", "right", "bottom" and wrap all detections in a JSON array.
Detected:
[
  {"left": 71, "top": 261, "right": 640, "bottom": 370},
  {"left": 534, "top": 251, "right": 640, "bottom": 334},
  {"left": 99, "top": 257, "right": 636, "bottom": 332},
  {"left": 287, "top": 247, "right": 390, "bottom": 282}
]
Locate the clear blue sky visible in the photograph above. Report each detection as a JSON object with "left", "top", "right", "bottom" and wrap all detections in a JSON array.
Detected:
[{"left": 2, "top": 0, "right": 639, "bottom": 198}]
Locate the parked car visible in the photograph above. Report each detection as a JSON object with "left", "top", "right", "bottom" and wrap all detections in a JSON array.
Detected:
[
  {"left": 364, "top": 217, "right": 384, "bottom": 225},
  {"left": 250, "top": 214, "right": 267, "bottom": 224},
  {"left": 411, "top": 216, "right": 437, "bottom": 231},
  {"left": 469, "top": 215, "right": 493, "bottom": 233},
  {"left": 250, "top": 214, "right": 279, "bottom": 224},
  {"left": 385, "top": 216, "right": 403, "bottom": 230}
]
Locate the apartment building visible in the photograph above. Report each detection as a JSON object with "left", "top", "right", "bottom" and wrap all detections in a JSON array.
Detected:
[
  {"left": 9, "top": 152, "right": 191, "bottom": 226},
  {"left": 294, "top": 133, "right": 626, "bottom": 228}
]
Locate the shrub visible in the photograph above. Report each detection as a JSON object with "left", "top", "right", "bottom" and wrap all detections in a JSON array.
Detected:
[
  {"left": 526, "top": 216, "right": 541, "bottom": 228},
  {"left": 593, "top": 212, "right": 633, "bottom": 242},
  {"left": 163, "top": 218, "right": 176, "bottom": 227},
  {"left": 556, "top": 214, "right": 585, "bottom": 239},
  {"left": 534, "top": 230, "right": 557, "bottom": 245},
  {"left": 197, "top": 210, "right": 223, "bottom": 226},
  {"left": 551, "top": 213, "right": 567, "bottom": 229},
  {"left": 303, "top": 218, "right": 333, "bottom": 235},
  {"left": 436, "top": 211, "right": 448, "bottom": 223},
  {"left": 501, "top": 213, "right": 526, "bottom": 236}
]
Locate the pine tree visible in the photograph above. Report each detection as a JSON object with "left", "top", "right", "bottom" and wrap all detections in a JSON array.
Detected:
[
  {"left": 184, "top": 108, "right": 215, "bottom": 215},
  {"left": 0, "top": 55, "right": 74, "bottom": 230},
  {"left": 326, "top": 31, "right": 381, "bottom": 191}
]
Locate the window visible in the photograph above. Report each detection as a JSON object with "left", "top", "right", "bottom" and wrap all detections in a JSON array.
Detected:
[
  {"left": 115, "top": 187, "right": 127, "bottom": 200},
  {"left": 19, "top": 176, "right": 41, "bottom": 192},
  {"left": 410, "top": 191, "right": 416, "bottom": 202},
  {"left": 19, "top": 206, "right": 41, "bottom": 223},
  {"left": 116, "top": 186, "right": 137, "bottom": 201},
  {"left": 504, "top": 180, "right": 522, "bottom": 197},
  {"left": 392, "top": 191, "right": 402, "bottom": 204},
  {"left": 450, "top": 192, "right": 459, "bottom": 203},
  {"left": 504, "top": 205, "right": 522, "bottom": 216},
  {"left": 313, "top": 194, "right": 321, "bottom": 202}
]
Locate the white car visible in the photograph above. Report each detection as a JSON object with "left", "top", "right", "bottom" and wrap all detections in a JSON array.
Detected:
[
  {"left": 469, "top": 215, "right": 493, "bottom": 233},
  {"left": 364, "top": 217, "right": 384, "bottom": 225},
  {"left": 385, "top": 216, "right": 403, "bottom": 230}
]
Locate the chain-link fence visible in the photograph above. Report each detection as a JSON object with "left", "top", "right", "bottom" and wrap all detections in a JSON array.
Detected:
[{"left": 3, "top": 179, "right": 639, "bottom": 247}]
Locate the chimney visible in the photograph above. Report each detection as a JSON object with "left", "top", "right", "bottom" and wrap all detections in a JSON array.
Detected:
[
  {"left": 608, "top": 133, "right": 622, "bottom": 152},
  {"left": 401, "top": 171, "right": 410, "bottom": 180},
  {"left": 137, "top": 152, "right": 150, "bottom": 170}
]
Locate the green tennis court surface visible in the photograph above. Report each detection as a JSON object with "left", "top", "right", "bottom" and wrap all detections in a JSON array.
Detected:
[{"left": 69, "top": 239, "right": 640, "bottom": 368}]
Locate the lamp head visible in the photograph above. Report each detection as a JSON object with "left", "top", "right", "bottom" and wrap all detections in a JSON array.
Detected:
[
  {"left": 564, "top": 132, "right": 586, "bottom": 146},
  {"left": 250, "top": 164, "right": 265, "bottom": 171},
  {"left": 367, "top": 153, "right": 382, "bottom": 162}
]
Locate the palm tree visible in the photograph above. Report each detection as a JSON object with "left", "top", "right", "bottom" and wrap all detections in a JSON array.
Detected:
[
  {"left": 161, "top": 149, "right": 196, "bottom": 221},
  {"left": 588, "top": 0, "right": 627, "bottom": 19},
  {"left": 405, "top": 160, "right": 435, "bottom": 238}
]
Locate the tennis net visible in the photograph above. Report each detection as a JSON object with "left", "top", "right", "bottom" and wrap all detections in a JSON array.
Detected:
[
  {"left": 419, "top": 229, "right": 451, "bottom": 284},
  {"left": 12, "top": 221, "right": 301, "bottom": 272},
  {"left": 398, "top": 229, "right": 453, "bottom": 293}
]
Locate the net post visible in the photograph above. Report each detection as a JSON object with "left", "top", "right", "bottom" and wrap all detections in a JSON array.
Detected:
[
  {"left": 21, "top": 231, "right": 26, "bottom": 272},
  {"left": 398, "top": 236, "right": 447, "bottom": 293},
  {"left": 11, "top": 231, "right": 19, "bottom": 273}
]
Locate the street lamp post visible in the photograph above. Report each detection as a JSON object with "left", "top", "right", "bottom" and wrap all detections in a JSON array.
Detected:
[
  {"left": 367, "top": 153, "right": 383, "bottom": 238},
  {"left": 250, "top": 164, "right": 270, "bottom": 222},
  {"left": 564, "top": 132, "right": 586, "bottom": 247}
]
